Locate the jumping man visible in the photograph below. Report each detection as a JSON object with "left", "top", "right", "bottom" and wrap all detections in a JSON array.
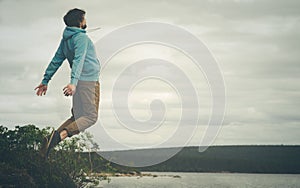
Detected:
[{"left": 35, "top": 8, "right": 101, "bottom": 159}]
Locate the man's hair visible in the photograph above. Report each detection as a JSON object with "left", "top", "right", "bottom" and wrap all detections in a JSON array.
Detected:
[{"left": 63, "top": 8, "right": 85, "bottom": 27}]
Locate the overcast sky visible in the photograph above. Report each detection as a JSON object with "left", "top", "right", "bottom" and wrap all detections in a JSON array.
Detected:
[{"left": 0, "top": 0, "right": 299, "bottom": 149}]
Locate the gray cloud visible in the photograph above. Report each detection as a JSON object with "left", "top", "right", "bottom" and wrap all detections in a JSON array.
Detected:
[{"left": 0, "top": 0, "right": 299, "bottom": 146}]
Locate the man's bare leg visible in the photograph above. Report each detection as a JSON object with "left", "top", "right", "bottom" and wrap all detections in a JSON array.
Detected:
[{"left": 60, "top": 130, "right": 68, "bottom": 141}]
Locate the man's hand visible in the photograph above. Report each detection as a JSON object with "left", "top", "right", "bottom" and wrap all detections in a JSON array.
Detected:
[
  {"left": 63, "top": 84, "right": 76, "bottom": 97},
  {"left": 35, "top": 83, "right": 48, "bottom": 96}
]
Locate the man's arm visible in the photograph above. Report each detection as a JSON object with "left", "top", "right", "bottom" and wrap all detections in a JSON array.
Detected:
[
  {"left": 62, "top": 34, "right": 88, "bottom": 97},
  {"left": 70, "top": 34, "right": 88, "bottom": 86},
  {"left": 41, "top": 39, "right": 66, "bottom": 85}
]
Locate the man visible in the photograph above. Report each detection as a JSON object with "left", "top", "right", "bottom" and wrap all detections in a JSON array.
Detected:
[{"left": 35, "top": 8, "right": 101, "bottom": 159}]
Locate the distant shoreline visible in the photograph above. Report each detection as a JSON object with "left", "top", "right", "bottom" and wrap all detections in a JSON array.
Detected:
[
  {"left": 86, "top": 172, "right": 182, "bottom": 179},
  {"left": 92, "top": 171, "right": 300, "bottom": 179}
]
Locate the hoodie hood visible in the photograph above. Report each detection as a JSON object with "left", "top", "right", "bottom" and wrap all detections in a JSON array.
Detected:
[{"left": 63, "top": 26, "right": 86, "bottom": 40}]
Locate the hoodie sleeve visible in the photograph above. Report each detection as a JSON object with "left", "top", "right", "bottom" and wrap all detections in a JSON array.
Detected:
[
  {"left": 70, "top": 33, "right": 89, "bottom": 86},
  {"left": 41, "top": 40, "right": 66, "bottom": 85}
]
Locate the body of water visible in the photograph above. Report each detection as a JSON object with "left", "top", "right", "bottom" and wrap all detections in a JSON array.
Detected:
[{"left": 97, "top": 172, "right": 300, "bottom": 188}]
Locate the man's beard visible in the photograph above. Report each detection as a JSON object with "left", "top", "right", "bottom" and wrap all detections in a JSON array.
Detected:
[{"left": 82, "top": 24, "right": 87, "bottom": 29}]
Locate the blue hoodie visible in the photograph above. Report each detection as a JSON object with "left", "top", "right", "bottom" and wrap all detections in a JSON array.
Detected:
[{"left": 42, "top": 27, "right": 100, "bottom": 86}]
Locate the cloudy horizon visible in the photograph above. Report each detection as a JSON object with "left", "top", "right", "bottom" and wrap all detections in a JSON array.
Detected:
[{"left": 0, "top": 0, "right": 299, "bottom": 149}]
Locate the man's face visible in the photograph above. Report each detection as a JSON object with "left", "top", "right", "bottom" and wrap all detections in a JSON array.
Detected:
[{"left": 80, "top": 16, "right": 87, "bottom": 29}]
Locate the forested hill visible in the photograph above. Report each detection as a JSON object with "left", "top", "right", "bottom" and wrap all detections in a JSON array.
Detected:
[
  {"left": 132, "top": 145, "right": 300, "bottom": 174},
  {"left": 1, "top": 124, "right": 299, "bottom": 188}
]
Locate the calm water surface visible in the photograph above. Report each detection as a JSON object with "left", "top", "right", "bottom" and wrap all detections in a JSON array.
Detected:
[{"left": 97, "top": 172, "right": 300, "bottom": 188}]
